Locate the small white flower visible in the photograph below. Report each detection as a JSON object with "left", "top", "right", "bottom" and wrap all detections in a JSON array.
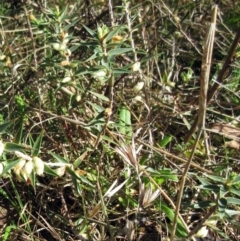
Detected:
[
  {"left": 13, "top": 159, "right": 26, "bottom": 176},
  {"left": 24, "top": 160, "right": 34, "bottom": 175},
  {"left": 33, "top": 156, "right": 45, "bottom": 176},
  {"left": 62, "top": 76, "right": 71, "bottom": 83},
  {"left": 52, "top": 43, "right": 67, "bottom": 51},
  {"left": 195, "top": 226, "right": 208, "bottom": 238},
  {"left": 92, "top": 69, "right": 107, "bottom": 81},
  {"left": 0, "top": 55, "right": 6, "bottom": 61},
  {"left": 0, "top": 140, "right": 4, "bottom": 156},
  {"left": 55, "top": 166, "right": 66, "bottom": 177},
  {"left": 76, "top": 95, "right": 81, "bottom": 102},
  {"left": 134, "top": 96, "right": 142, "bottom": 101},
  {"left": 132, "top": 62, "right": 140, "bottom": 72},
  {"left": 133, "top": 82, "right": 144, "bottom": 93},
  {"left": 0, "top": 163, "right": 4, "bottom": 175}
]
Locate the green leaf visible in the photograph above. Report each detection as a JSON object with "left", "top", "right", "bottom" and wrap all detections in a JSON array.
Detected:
[
  {"left": 232, "top": 175, "right": 240, "bottom": 184},
  {"left": 104, "top": 25, "right": 122, "bottom": 43},
  {"left": 0, "top": 121, "right": 12, "bottom": 133},
  {"left": 229, "top": 186, "right": 240, "bottom": 197},
  {"left": 218, "top": 198, "right": 227, "bottom": 219},
  {"left": 85, "top": 52, "right": 99, "bottom": 62},
  {"left": 63, "top": 19, "right": 79, "bottom": 31},
  {"left": 145, "top": 168, "right": 178, "bottom": 182},
  {"left": 112, "top": 68, "right": 133, "bottom": 74},
  {"left": 82, "top": 24, "right": 96, "bottom": 37},
  {"left": 72, "top": 176, "right": 82, "bottom": 196},
  {"left": 219, "top": 185, "right": 229, "bottom": 198},
  {"left": 14, "top": 122, "right": 23, "bottom": 144},
  {"left": 57, "top": 5, "right": 68, "bottom": 22},
  {"left": 49, "top": 152, "right": 69, "bottom": 163},
  {"left": 196, "top": 184, "right": 220, "bottom": 192},
  {"left": 1, "top": 159, "right": 20, "bottom": 176},
  {"left": 108, "top": 48, "right": 132, "bottom": 57},
  {"left": 89, "top": 91, "right": 110, "bottom": 102},
  {"left": 225, "top": 197, "right": 240, "bottom": 205},
  {"left": 31, "top": 131, "right": 44, "bottom": 156},
  {"left": 118, "top": 106, "right": 132, "bottom": 138},
  {"left": 225, "top": 209, "right": 240, "bottom": 216},
  {"left": 44, "top": 165, "right": 61, "bottom": 177},
  {"left": 28, "top": 170, "right": 36, "bottom": 191},
  {"left": 206, "top": 174, "right": 225, "bottom": 183},
  {"left": 66, "top": 166, "right": 94, "bottom": 187},
  {"left": 160, "top": 203, "right": 188, "bottom": 238},
  {"left": 4, "top": 143, "right": 26, "bottom": 152},
  {"left": 196, "top": 176, "right": 212, "bottom": 186},
  {"left": 159, "top": 135, "right": 172, "bottom": 147},
  {"left": 2, "top": 225, "right": 17, "bottom": 241},
  {"left": 87, "top": 102, "right": 105, "bottom": 113}
]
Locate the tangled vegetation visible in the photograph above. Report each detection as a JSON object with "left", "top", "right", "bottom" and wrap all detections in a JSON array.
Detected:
[{"left": 0, "top": 0, "right": 240, "bottom": 240}]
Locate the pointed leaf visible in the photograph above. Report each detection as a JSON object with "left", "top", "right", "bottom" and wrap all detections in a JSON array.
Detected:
[
  {"left": 4, "top": 143, "right": 26, "bottom": 152},
  {"left": 105, "top": 25, "right": 122, "bottom": 43},
  {"left": 225, "top": 197, "right": 240, "bottom": 205},
  {"left": 82, "top": 24, "right": 96, "bottom": 37},
  {"left": 218, "top": 198, "right": 227, "bottom": 219},
  {"left": 229, "top": 186, "right": 240, "bottom": 197},
  {"left": 89, "top": 91, "right": 110, "bottom": 102},
  {"left": 1, "top": 159, "right": 20, "bottom": 176},
  {"left": 108, "top": 48, "right": 132, "bottom": 57},
  {"left": 159, "top": 135, "right": 172, "bottom": 147},
  {"left": 160, "top": 203, "right": 188, "bottom": 238},
  {"left": 66, "top": 166, "right": 94, "bottom": 187},
  {"left": 0, "top": 122, "right": 12, "bottom": 133},
  {"left": 232, "top": 175, "right": 240, "bottom": 184},
  {"left": 50, "top": 152, "right": 69, "bottom": 163},
  {"left": 31, "top": 131, "right": 44, "bottom": 156},
  {"left": 44, "top": 165, "right": 61, "bottom": 177}
]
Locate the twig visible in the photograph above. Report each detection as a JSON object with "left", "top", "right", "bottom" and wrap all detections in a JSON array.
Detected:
[
  {"left": 184, "top": 27, "right": 240, "bottom": 143},
  {"left": 171, "top": 6, "right": 218, "bottom": 241},
  {"left": 24, "top": 7, "right": 38, "bottom": 69},
  {"left": 108, "top": 0, "right": 115, "bottom": 27}
]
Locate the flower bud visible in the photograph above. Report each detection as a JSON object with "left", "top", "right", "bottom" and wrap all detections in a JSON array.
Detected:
[
  {"left": 0, "top": 140, "right": 4, "bottom": 156},
  {"left": 0, "top": 55, "right": 6, "bottom": 61},
  {"left": 0, "top": 163, "right": 3, "bottom": 175},
  {"left": 33, "top": 156, "right": 44, "bottom": 176},
  {"left": 112, "top": 35, "right": 124, "bottom": 43},
  {"left": 52, "top": 43, "right": 67, "bottom": 51},
  {"left": 24, "top": 160, "right": 34, "bottom": 175},
  {"left": 134, "top": 96, "right": 142, "bottom": 101},
  {"left": 97, "top": 24, "right": 109, "bottom": 41},
  {"left": 195, "top": 226, "right": 208, "bottom": 238},
  {"left": 14, "top": 159, "right": 26, "bottom": 176},
  {"left": 92, "top": 69, "right": 107, "bottom": 81},
  {"left": 133, "top": 82, "right": 144, "bottom": 93},
  {"left": 62, "top": 76, "right": 71, "bottom": 83},
  {"left": 29, "top": 14, "right": 37, "bottom": 22},
  {"left": 132, "top": 62, "right": 141, "bottom": 72},
  {"left": 55, "top": 166, "right": 66, "bottom": 177},
  {"left": 60, "top": 60, "right": 70, "bottom": 67}
]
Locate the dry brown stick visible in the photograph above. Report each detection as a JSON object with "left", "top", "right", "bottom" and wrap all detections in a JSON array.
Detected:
[
  {"left": 24, "top": 7, "right": 38, "bottom": 69},
  {"left": 207, "top": 28, "right": 240, "bottom": 104},
  {"left": 184, "top": 27, "right": 240, "bottom": 143},
  {"left": 171, "top": 6, "right": 218, "bottom": 241}
]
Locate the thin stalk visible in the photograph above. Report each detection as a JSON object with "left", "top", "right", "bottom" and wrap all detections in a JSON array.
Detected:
[{"left": 171, "top": 6, "right": 218, "bottom": 240}]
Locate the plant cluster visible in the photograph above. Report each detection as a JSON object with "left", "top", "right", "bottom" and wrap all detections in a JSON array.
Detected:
[{"left": 0, "top": 0, "right": 240, "bottom": 241}]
